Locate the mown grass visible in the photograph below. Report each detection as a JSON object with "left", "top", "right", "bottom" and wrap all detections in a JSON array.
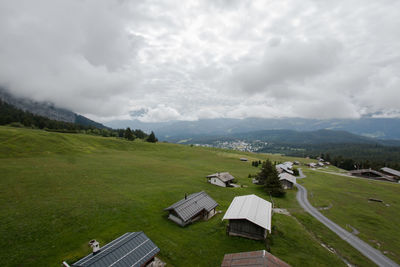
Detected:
[
  {"left": 0, "top": 126, "right": 374, "bottom": 266},
  {"left": 301, "top": 168, "right": 400, "bottom": 263}
]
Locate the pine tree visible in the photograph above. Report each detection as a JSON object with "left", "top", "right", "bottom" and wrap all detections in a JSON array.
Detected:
[
  {"left": 257, "top": 159, "right": 285, "bottom": 197},
  {"left": 124, "top": 127, "right": 135, "bottom": 141},
  {"left": 147, "top": 131, "right": 158, "bottom": 143}
]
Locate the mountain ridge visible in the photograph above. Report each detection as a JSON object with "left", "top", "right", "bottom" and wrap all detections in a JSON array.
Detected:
[{"left": 0, "top": 89, "right": 107, "bottom": 129}]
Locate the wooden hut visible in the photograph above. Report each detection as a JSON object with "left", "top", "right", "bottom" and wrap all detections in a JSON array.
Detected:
[
  {"left": 279, "top": 173, "right": 296, "bottom": 189},
  {"left": 348, "top": 169, "right": 395, "bottom": 182},
  {"left": 70, "top": 232, "right": 160, "bottom": 267},
  {"left": 164, "top": 191, "right": 218, "bottom": 227},
  {"left": 276, "top": 163, "right": 294, "bottom": 175},
  {"left": 207, "top": 172, "right": 235, "bottom": 187},
  {"left": 380, "top": 167, "right": 400, "bottom": 182},
  {"left": 222, "top": 194, "right": 272, "bottom": 240}
]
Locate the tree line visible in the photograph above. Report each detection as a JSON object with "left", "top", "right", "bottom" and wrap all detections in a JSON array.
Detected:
[{"left": 0, "top": 100, "right": 158, "bottom": 143}]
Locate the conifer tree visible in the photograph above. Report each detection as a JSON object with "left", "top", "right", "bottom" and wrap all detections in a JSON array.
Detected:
[
  {"left": 124, "top": 127, "right": 135, "bottom": 141},
  {"left": 147, "top": 131, "right": 158, "bottom": 143},
  {"left": 257, "top": 159, "right": 285, "bottom": 197}
]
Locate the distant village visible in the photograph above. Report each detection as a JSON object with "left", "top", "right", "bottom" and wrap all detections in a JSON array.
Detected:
[{"left": 193, "top": 140, "right": 268, "bottom": 152}]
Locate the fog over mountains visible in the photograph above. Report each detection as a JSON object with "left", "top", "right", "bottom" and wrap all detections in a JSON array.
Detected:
[
  {"left": 2, "top": 87, "right": 400, "bottom": 142},
  {"left": 0, "top": 89, "right": 107, "bottom": 129}
]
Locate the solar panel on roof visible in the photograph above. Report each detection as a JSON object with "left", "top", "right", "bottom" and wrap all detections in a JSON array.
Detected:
[{"left": 72, "top": 232, "right": 159, "bottom": 267}]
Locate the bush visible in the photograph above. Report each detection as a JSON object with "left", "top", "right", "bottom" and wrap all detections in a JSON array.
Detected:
[{"left": 8, "top": 122, "right": 24, "bottom": 128}]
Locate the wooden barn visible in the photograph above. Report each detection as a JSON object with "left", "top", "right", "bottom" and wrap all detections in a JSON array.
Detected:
[
  {"left": 221, "top": 250, "right": 291, "bottom": 267},
  {"left": 164, "top": 191, "right": 218, "bottom": 227},
  {"left": 69, "top": 232, "right": 161, "bottom": 267},
  {"left": 380, "top": 167, "right": 400, "bottom": 182},
  {"left": 222, "top": 194, "right": 272, "bottom": 240},
  {"left": 279, "top": 173, "right": 296, "bottom": 189},
  {"left": 307, "top": 163, "right": 317, "bottom": 168},
  {"left": 276, "top": 162, "right": 294, "bottom": 175},
  {"left": 348, "top": 169, "right": 395, "bottom": 182},
  {"left": 207, "top": 172, "right": 235, "bottom": 187}
]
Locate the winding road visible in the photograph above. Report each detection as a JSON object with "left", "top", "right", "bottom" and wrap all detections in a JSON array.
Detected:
[{"left": 295, "top": 172, "right": 399, "bottom": 267}]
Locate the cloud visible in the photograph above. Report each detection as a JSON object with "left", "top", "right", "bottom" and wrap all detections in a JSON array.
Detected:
[
  {"left": 231, "top": 38, "right": 343, "bottom": 94},
  {"left": 132, "top": 105, "right": 187, "bottom": 123},
  {"left": 0, "top": 0, "right": 399, "bottom": 122}
]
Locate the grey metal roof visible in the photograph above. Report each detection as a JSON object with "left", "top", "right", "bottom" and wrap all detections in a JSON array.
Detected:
[
  {"left": 349, "top": 169, "right": 387, "bottom": 177},
  {"left": 206, "top": 172, "right": 235, "bottom": 182},
  {"left": 164, "top": 191, "right": 218, "bottom": 222},
  {"left": 381, "top": 167, "right": 400, "bottom": 177},
  {"left": 72, "top": 232, "right": 159, "bottom": 267},
  {"left": 278, "top": 173, "right": 296, "bottom": 184},
  {"left": 222, "top": 194, "right": 272, "bottom": 231}
]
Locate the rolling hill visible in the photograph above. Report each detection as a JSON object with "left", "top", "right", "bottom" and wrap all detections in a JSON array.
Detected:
[{"left": 0, "top": 126, "right": 378, "bottom": 267}]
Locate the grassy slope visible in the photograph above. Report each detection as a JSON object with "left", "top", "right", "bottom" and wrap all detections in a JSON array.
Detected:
[
  {"left": 0, "top": 127, "right": 372, "bottom": 266},
  {"left": 301, "top": 168, "right": 400, "bottom": 263}
]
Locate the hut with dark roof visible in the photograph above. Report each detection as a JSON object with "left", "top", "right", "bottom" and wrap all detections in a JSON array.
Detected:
[
  {"left": 70, "top": 232, "right": 160, "bottom": 267},
  {"left": 348, "top": 169, "right": 395, "bottom": 182},
  {"left": 164, "top": 191, "right": 218, "bottom": 227},
  {"left": 207, "top": 172, "right": 235, "bottom": 187}
]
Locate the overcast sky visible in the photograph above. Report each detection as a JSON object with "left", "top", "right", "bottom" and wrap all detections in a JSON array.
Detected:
[{"left": 1, "top": 0, "right": 400, "bottom": 122}]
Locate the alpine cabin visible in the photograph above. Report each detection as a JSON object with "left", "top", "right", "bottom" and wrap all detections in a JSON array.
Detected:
[
  {"left": 222, "top": 194, "right": 272, "bottom": 240},
  {"left": 69, "top": 232, "right": 160, "bottom": 267},
  {"left": 164, "top": 191, "right": 218, "bottom": 227},
  {"left": 207, "top": 172, "right": 235, "bottom": 187}
]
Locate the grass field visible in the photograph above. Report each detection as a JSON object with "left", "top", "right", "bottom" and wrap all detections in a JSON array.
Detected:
[
  {"left": 300, "top": 168, "right": 400, "bottom": 263},
  {"left": 0, "top": 126, "right": 378, "bottom": 266}
]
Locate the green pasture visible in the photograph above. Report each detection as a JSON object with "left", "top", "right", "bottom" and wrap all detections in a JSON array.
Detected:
[
  {"left": 301, "top": 168, "right": 400, "bottom": 263},
  {"left": 0, "top": 126, "right": 379, "bottom": 266}
]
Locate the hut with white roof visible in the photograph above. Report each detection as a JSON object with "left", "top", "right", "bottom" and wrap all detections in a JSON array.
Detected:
[
  {"left": 222, "top": 194, "right": 272, "bottom": 240},
  {"left": 276, "top": 163, "right": 294, "bottom": 175},
  {"left": 279, "top": 173, "right": 296, "bottom": 189}
]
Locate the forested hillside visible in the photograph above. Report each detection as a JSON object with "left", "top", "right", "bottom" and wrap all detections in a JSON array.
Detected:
[{"left": 0, "top": 100, "right": 156, "bottom": 142}]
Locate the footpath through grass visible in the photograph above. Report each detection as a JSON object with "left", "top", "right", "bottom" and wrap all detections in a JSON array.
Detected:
[
  {"left": 0, "top": 127, "right": 373, "bottom": 266},
  {"left": 301, "top": 167, "right": 400, "bottom": 264}
]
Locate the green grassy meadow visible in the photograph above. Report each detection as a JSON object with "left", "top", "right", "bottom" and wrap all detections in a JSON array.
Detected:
[
  {"left": 300, "top": 168, "right": 400, "bottom": 263},
  {"left": 0, "top": 126, "right": 380, "bottom": 266}
]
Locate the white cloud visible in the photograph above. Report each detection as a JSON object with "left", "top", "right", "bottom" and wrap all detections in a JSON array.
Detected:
[
  {"left": 0, "top": 0, "right": 399, "bottom": 122},
  {"left": 133, "top": 105, "right": 188, "bottom": 123}
]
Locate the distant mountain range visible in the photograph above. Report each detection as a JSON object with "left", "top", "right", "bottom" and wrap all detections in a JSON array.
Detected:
[
  {"left": 177, "top": 129, "right": 400, "bottom": 146},
  {"left": 0, "top": 89, "right": 107, "bottom": 129},
  {"left": 2, "top": 88, "right": 400, "bottom": 142},
  {"left": 105, "top": 117, "right": 400, "bottom": 141}
]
